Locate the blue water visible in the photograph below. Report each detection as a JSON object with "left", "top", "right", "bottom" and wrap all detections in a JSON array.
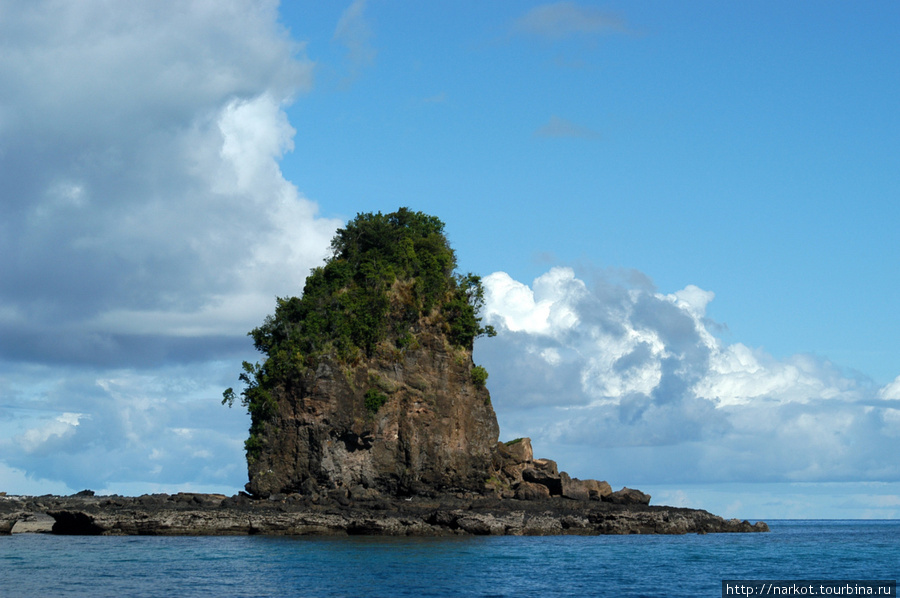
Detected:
[{"left": 1, "top": 521, "right": 897, "bottom": 597}]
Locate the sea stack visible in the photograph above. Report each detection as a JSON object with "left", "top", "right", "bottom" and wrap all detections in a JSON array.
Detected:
[
  {"left": 226, "top": 208, "right": 501, "bottom": 498},
  {"left": 242, "top": 302, "right": 501, "bottom": 498}
]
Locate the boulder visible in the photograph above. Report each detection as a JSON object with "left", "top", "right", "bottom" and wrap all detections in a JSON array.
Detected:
[
  {"left": 532, "top": 458, "right": 558, "bottom": 476},
  {"left": 605, "top": 487, "right": 651, "bottom": 505},
  {"left": 514, "top": 481, "right": 551, "bottom": 501},
  {"left": 501, "top": 438, "right": 533, "bottom": 464},
  {"left": 580, "top": 479, "right": 612, "bottom": 500},
  {"left": 495, "top": 438, "right": 535, "bottom": 486},
  {"left": 522, "top": 467, "right": 563, "bottom": 495},
  {"left": 559, "top": 473, "right": 590, "bottom": 501}
]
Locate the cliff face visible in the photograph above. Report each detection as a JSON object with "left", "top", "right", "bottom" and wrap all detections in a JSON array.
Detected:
[{"left": 247, "top": 316, "right": 499, "bottom": 498}]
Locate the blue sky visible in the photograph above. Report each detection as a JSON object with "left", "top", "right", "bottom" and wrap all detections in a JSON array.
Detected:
[{"left": 1, "top": 0, "right": 898, "bottom": 519}]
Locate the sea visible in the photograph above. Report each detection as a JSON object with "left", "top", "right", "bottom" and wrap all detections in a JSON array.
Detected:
[{"left": 1, "top": 520, "right": 897, "bottom": 597}]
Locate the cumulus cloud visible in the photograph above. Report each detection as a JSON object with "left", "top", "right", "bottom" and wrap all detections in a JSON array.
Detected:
[
  {"left": 513, "top": 2, "right": 626, "bottom": 39},
  {"left": 0, "top": 0, "right": 341, "bottom": 368},
  {"left": 0, "top": 0, "right": 341, "bottom": 493},
  {"left": 0, "top": 362, "right": 248, "bottom": 492},
  {"left": 476, "top": 267, "right": 900, "bottom": 487}
]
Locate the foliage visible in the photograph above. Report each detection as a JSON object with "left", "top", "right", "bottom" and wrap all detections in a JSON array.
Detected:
[
  {"left": 224, "top": 207, "right": 496, "bottom": 458},
  {"left": 221, "top": 361, "right": 278, "bottom": 462},
  {"left": 471, "top": 365, "right": 489, "bottom": 387},
  {"left": 364, "top": 389, "right": 389, "bottom": 413}
]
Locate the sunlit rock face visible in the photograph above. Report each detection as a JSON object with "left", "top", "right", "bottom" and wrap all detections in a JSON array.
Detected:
[{"left": 246, "top": 316, "right": 499, "bottom": 498}]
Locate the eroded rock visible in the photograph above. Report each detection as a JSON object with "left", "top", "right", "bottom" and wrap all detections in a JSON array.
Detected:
[{"left": 247, "top": 320, "right": 500, "bottom": 499}]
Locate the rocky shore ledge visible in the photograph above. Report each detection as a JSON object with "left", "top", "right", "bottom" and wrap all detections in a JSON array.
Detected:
[{"left": 1, "top": 491, "right": 767, "bottom": 536}]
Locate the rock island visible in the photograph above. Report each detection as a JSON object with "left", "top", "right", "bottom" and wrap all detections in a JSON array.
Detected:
[{"left": 1, "top": 209, "right": 767, "bottom": 535}]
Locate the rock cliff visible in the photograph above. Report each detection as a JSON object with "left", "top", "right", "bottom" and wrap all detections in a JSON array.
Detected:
[
  {"left": 229, "top": 209, "right": 502, "bottom": 499},
  {"left": 246, "top": 314, "right": 499, "bottom": 498}
]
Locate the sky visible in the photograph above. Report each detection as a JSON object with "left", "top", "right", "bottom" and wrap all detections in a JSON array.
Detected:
[{"left": 1, "top": 0, "right": 898, "bottom": 519}]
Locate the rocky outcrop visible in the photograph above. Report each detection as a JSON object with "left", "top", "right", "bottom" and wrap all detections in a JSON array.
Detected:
[
  {"left": 0, "top": 493, "right": 769, "bottom": 536},
  {"left": 607, "top": 487, "right": 652, "bottom": 505},
  {"left": 247, "top": 318, "right": 499, "bottom": 499},
  {"left": 489, "top": 437, "right": 635, "bottom": 505}
]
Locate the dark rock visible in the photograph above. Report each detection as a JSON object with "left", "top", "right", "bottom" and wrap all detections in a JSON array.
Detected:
[
  {"left": 49, "top": 511, "right": 103, "bottom": 535},
  {"left": 522, "top": 467, "right": 563, "bottom": 495},
  {"left": 246, "top": 320, "right": 499, "bottom": 499},
  {"left": 605, "top": 487, "right": 651, "bottom": 505},
  {"left": 582, "top": 479, "right": 612, "bottom": 500},
  {"left": 514, "top": 481, "right": 551, "bottom": 501},
  {"left": 559, "top": 473, "right": 590, "bottom": 501},
  {"left": 0, "top": 492, "right": 768, "bottom": 536},
  {"left": 532, "top": 458, "right": 558, "bottom": 476}
]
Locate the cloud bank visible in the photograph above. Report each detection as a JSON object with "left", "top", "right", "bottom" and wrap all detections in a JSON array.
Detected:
[
  {"left": 477, "top": 267, "right": 900, "bottom": 488},
  {"left": 0, "top": 0, "right": 341, "bottom": 493}
]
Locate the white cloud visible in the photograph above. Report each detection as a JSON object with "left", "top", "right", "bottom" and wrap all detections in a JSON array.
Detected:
[
  {"left": 17, "top": 413, "right": 83, "bottom": 454},
  {"left": 534, "top": 115, "right": 601, "bottom": 139},
  {"left": 483, "top": 268, "right": 584, "bottom": 334},
  {"left": 0, "top": 0, "right": 342, "bottom": 366},
  {"left": 477, "top": 267, "right": 900, "bottom": 487},
  {"left": 878, "top": 375, "right": 900, "bottom": 400},
  {"left": 334, "top": 0, "right": 376, "bottom": 79},
  {"left": 513, "top": 2, "right": 625, "bottom": 39},
  {"left": 0, "top": 363, "right": 249, "bottom": 492}
]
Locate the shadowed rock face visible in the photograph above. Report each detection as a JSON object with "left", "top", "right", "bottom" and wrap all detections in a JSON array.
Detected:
[{"left": 247, "top": 319, "right": 500, "bottom": 498}]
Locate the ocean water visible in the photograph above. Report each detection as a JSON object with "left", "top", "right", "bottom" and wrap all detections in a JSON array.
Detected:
[{"left": 1, "top": 520, "right": 897, "bottom": 597}]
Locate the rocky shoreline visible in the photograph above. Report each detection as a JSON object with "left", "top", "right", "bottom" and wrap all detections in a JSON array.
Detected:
[{"left": 1, "top": 491, "right": 768, "bottom": 536}]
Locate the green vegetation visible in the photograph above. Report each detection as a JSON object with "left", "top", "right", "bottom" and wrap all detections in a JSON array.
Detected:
[
  {"left": 471, "top": 365, "right": 489, "bottom": 387},
  {"left": 223, "top": 208, "right": 496, "bottom": 460},
  {"left": 364, "top": 389, "right": 389, "bottom": 413}
]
